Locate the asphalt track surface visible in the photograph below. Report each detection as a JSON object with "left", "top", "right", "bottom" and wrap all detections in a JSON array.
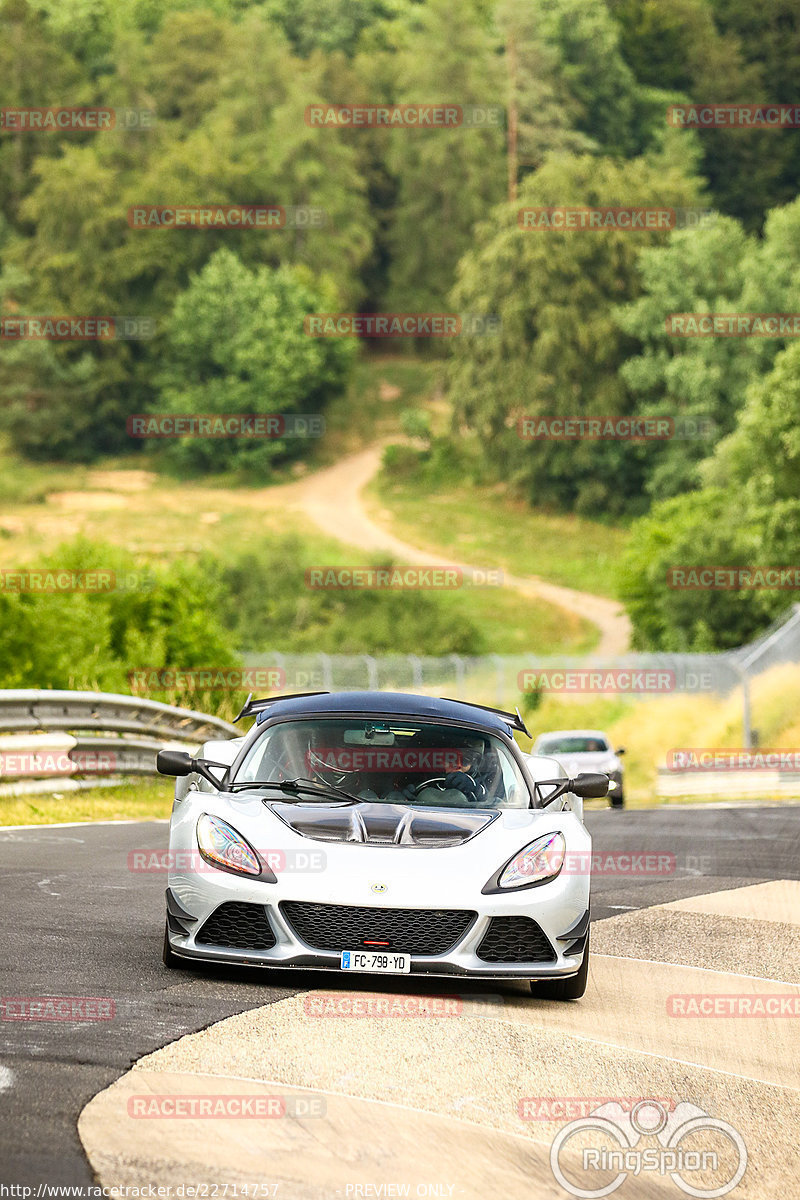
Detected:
[{"left": 1, "top": 804, "right": 799, "bottom": 1191}]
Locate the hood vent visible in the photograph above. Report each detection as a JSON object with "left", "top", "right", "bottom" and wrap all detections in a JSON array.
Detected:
[{"left": 266, "top": 801, "right": 497, "bottom": 847}]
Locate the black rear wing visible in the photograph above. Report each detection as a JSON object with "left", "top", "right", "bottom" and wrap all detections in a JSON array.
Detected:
[
  {"left": 232, "top": 691, "right": 330, "bottom": 723},
  {"left": 233, "top": 690, "right": 531, "bottom": 737},
  {"left": 438, "top": 698, "right": 531, "bottom": 737}
]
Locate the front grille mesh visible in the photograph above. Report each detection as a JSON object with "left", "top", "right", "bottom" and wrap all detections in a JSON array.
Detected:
[
  {"left": 476, "top": 917, "right": 556, "bottom": 963},
  {"left": 280, "top": 901, "right": 476, "bottom": 956},
  {"left": 196, "top": 902, "right": 276, "bottom": 950}
]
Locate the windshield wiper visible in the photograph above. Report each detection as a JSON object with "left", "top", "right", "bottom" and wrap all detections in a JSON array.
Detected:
[{"left": 228, "top": 778, "right": 362, "bottom": 804}]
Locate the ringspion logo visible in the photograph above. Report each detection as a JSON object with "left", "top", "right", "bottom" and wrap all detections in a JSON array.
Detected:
[{"left": 550, "top": 1100, "right": 747, "bottom": 1198}]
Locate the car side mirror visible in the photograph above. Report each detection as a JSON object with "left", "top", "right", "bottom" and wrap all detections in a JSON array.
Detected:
[
  {"left": 615, "top": 747, "right": 626, "bottom": 755},
  {"left": 570, "top": 772, "right": 610, "bottom": 798},
  {"left": 157, "top": 749, "right": 230, "bottom": 787},
  {"left": 157, "top": 750, "right": 194, "bottom": 776}
]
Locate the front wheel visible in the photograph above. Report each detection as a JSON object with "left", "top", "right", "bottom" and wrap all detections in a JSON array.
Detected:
[
  {"left": 529, "top": 933, "right": 589, "bottom": 1000},
  {"left": 610, "top": 789, "right": 625, "bottom": 809}
]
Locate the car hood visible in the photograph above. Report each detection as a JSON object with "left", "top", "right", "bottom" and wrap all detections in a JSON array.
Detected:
[{"left": 267, "top": 800, "right": 498, "bottom": 847}]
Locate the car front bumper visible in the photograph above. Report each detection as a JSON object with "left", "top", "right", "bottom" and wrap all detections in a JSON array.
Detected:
[{"left": 165, "top": 880, "right": 590, "bottom": 981}]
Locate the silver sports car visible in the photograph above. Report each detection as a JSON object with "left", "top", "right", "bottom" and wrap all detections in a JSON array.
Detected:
[{"left": 157, "top": 691, "right": 609, "bottom": 1000}]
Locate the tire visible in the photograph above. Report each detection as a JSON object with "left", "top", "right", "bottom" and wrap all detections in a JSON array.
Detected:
[
  {"left": 610, "top": 789, "right": 625, "bottom": 809},
  {"left": 529, "top": 932, "right": 590, "bottom": 1000},
  {"left": 162, "top": 919, "right": 186, "bottom": 969}
]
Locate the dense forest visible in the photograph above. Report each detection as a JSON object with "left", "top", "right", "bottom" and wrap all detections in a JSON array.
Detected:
[{"left": 2, "top": 0, "right": 800, "bottom": 656}]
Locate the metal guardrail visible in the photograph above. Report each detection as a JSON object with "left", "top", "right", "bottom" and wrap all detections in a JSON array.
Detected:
[{"left": 0, "top": 690, "right": 238, "bottom": 790}]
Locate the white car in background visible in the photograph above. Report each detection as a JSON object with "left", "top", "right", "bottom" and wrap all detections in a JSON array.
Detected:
[{"left": 531, "top": 729, "right": 625, "bottom": 808}]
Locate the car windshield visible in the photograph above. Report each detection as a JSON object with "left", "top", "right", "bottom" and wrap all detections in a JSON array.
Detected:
[
  {"left": 233, "top": 717, "right": 531, "bottom": 809},
  {"left": 537, "top": 735, "right": 609, "bottom": 754}
]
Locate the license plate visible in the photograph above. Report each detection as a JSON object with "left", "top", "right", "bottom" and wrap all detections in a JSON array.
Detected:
[{"left": 340, "top": 950, "right": 411, "bottom": 974}]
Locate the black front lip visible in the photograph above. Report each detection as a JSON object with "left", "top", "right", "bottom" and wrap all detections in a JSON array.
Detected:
[{"left": 166, "top": 943, "right": 581, "bottom": 980}]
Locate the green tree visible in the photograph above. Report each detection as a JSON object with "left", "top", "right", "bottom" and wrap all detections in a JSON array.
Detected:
[
  {"left": 618, "top": 487, "right": 773, "bottom": 650},
  {"left": 155, "top": 248, "right": 356, "bottom": 475},
  {"left": 614, "top": 216, "right": 755, "bottom": 501},
  {"left": 448, "top": 152, "right": 700, "bottom": 516},
  {"left": 383, "top": 0, "right": 506, "bottom": 314},
  {"left": 258, "top": 0, "right": 413, "bottom": 57},
  {"left": 609, "top": 0, "right": 796, "bottom": 227},
  {"left": 621, "top": 340, "right": 800, "bottom": 649},
  {"left": 0, "top": 538, "right": 239, "bottom": 695},
  {"left": 0, "top": 0, "right": 87, "bottom": 222}
]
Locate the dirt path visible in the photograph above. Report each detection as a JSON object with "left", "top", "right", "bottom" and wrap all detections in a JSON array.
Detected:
[{"left": 278, "top": 444, "right": 631, "bottom": 655}]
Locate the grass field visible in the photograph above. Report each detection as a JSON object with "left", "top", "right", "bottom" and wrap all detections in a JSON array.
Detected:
[
  {"left": 367, "top": 472, "right": 628, "bottom": 598},
  {"left": 0, "top": 778, "right": 172, "bottom": 827}
]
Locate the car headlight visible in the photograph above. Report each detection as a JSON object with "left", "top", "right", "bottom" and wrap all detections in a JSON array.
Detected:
[
  {"left": 495, "top": 832, "right": 566, "bottom": 891},
  {"left": 196, "top": 813, "right": 269, "bottom": 878}
]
